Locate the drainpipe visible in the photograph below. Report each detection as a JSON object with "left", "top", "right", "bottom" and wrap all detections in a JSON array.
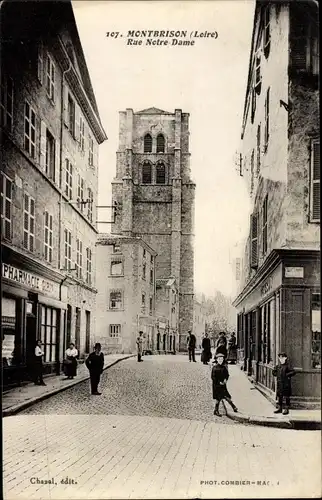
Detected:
[{"left": 58, "top": 59, "right": 72, "bottom": 270}]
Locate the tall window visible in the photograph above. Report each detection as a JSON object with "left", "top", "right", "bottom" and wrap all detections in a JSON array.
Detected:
[
  {"left": 109, "top": 290, "right": 122, "bottom": 310},
  {"left": 263, "top": 5, "right": 270, "bottom": 56},
  {"left": 310, "top": 139, "right": 320, "bottom": 223},
  {"left": 24, "top": 102, "right": 36, "bottom": 157},
  {"left": 46, "top": 54, "right": 55, "bottom": 101},
  {"left": 109, "top": 324, "right": 121, "bottom": 338},
  {"left": 45, "top": 129, "right": 55, "bottom": 180},
  {"left": 156, "top": 134, "right": 165, "bottom": 153},
  {"left": 40, "top": 306, "right": 57, "bottom": 363},
  {"left": 144, "top": 133, "right": 152, "bottom": 153},
  {"left": 255, "top": 53, "right": 261, "bottom": 90},
  {"left": 250, "top": 212, "right": 258, "bottom": 269},
  {"left": 87, "top": 188, "right": 93, "bottom": 222},
  {"left": 65, "top": 159, "right": 73, "bottom": 200},
  {"left": 89, "top": 136, "right": 94, "bottom": 166},
  {"left": 142, "top": 161, "right": 152, "bottom": 184},
  {"left": 150, "top": 268, "right": 154, "bottom": 284},
  {"left": 141, "top": 292, "right": 146, "bottom": 313},
  {"left": 0, "top": 75, "right": 13, "bottom": 131},
  {"left": 23, "top": 194, "right": 35, "bottom": 252},
  {"left": 156, "top": 162, "right": 166, "bottom": 184},
  {"left": 37, "top": 41, "right": 43, "bottom": 84},
  {"left": 86, "top": 247, "right": 92, "bottom": 285},
  {"left": 256, "top": 124, "right": 261, "bottom": 176},
  {"left": 250, "top": 150, "right": 255, "bottom": 195},
  {"left": 262, "top": 194, "right": 268, "bottom": 255},
  {"left": 44, "top": 211, "right": 53, "bottom": 263},
  {"left": 77, "top": 175, "right": 85, "bottom": 211},
  {"left": 79, "top": 116, "right": 85, "bottom": 151},
  {"left": 64, "top": 229, "right": 72, "bottom": 271},
  {"left": 264, "top": 88, "right": 270, "bottom": 151},
  {"left": 311, "top": 293, "right": 321, "bottom": 369},
  {"left": 67, "top": 94, "right": 75, "bottom": 137},
  {"left": 111, "top": 258, "right": 123, "bottom": 276},
  {"left": 1, "top": 173, "right": 12, "bottom": 240},
  {"left": 76, "top": 239, "right": 83, "bottom": 279},
  {"left": 251, "top": 87, "right": 256, "bottom": 124},
  {"left": 149, "top": 297, "right": 153, "bottom": 315},
  {"left": 142, "top": 262, "right": 146, "bottom": 279}
]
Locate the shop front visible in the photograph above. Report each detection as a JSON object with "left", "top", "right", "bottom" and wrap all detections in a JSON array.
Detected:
[
  {"left": 2, "top": 251, "right": 68, "bottom": 388},
  {"left": 233, "top": 250, "right": 320, "bottom": 408}
]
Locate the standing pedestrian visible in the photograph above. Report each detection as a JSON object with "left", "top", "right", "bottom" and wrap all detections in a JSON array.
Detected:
[
  {"left": 64, "top": 342, "right": 78, "bottom": 379},
  {"left": 34, "top": 340, "right": 46, "bottom": 386},
  {"left": 215, "top": 332, "right": 227, "bottom": 359},
  {"left": 227, "top": 332, "right": 237, "bottom": 364},
  {"left": 272, "top": 352, "right": 295, "bottom": 415},
  {"left": 187, "top": 330, "right": 197, "bottom": 362},
  {"left": 136, "top": 331, "right": 144, "bottom": 362},
  {"left": 211, "top": 353, "right": 238, "bottom": 416},
  {"left": 201, "top": 332, "right": 212, "bottom": 365},
  {"left": 85, "top": 343, "right": 104, "bottom": 395}
]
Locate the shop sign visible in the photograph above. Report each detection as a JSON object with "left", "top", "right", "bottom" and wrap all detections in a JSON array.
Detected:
[
  {"left": 2, "top": 263, "right": 58, "bottom": 298},
  {"left": 285, "top": 266, "right": 304, "bottom": 278}
]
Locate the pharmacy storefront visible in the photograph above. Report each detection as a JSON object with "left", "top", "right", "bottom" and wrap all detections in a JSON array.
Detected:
[{"left": 2, "top": 256, "right": 68, "bottom": 387}]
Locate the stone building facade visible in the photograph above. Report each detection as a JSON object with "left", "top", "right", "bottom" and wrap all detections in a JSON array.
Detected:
[
  {"left": 96, "top": 235, "right": 157, "bottom": 354},
  {"left": 233, "top": 1, "right": 320, "bottom": 407},
  {"left": 111, "top": 107, "right": 195, "bottom": 351},
  {"left": 1, "top": 0, "right": 107, "bottom": 386}
]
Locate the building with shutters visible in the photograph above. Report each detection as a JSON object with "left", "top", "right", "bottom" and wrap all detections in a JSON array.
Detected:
[
  {"left": 110, "top": 107, "right": 195, "bottom": 351},
  {"left": 1, "top": 0, "right": 107, "bottom": 387},
  {"left": 232, "top": 1, "right": 320, "bottom": 407}
]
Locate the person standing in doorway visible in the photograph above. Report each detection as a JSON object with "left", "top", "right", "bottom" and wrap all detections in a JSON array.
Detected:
[
  {"left": 187, "top": 330, "right": 197, "bottom": 362},
  {"left": 201, "top": 332, "right": 212, "bottom": 364},
  {"left": 273, "top": 352, "right": 295, "bottom": 415},
  {"left": 136, "top": 331, "right": 144, "bottom": 362},
  {"left": 85, "top": 343, "right": 104, "bottom": 395},
  {"left": 211, "top": 353, "right": 238, "bottom": 416},
  {"left": 34, "top": 340, "right": 46, "bottom": 386}
]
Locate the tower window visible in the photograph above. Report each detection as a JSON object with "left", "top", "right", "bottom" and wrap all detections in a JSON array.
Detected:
[
  {"left": 142, "top": 162, "right": 152, "bottom": 184},
  {"left": 156, "top": 134, "right": 165, "bottom": 153},
  {"left": 144, "top": 133, "right": 152, "bottom": 153},
  {"left": 156, "top": 162, "right": 166, "bottom": 184}
]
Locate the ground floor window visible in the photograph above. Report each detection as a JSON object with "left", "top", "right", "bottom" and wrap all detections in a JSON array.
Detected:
[
  {"left": 311, "top": 293, "right": 321, "bottom": 369},
  {"left": 40, "top": 305, "right": 58, "bottom": 362},
  {"left": 2, "top": 296, "right": 17, "bottom": 366},
  {"left": 109, "top": 324, "right": 121, "bottom": 338}
]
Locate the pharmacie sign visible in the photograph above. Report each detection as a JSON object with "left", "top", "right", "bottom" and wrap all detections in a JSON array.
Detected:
[{"left": 2, "top": 263, "right": 56, "bottom": 296}]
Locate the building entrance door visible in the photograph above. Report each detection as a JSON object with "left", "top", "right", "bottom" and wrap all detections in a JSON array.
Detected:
[{"left": 25, "top": 312, "right": 37, "bottom": 378}]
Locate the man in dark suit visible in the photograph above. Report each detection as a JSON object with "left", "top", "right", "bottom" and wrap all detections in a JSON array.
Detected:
[{"left": 187, "top": 330, "right": 197, "bottom": 362}]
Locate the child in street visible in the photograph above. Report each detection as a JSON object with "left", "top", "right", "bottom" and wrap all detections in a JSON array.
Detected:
[
  {"left": 211, "top": 353, "right": 238, "bottom": 416},
  {"left": 272, "top": 352, "right": 295, "bottom": 415}
]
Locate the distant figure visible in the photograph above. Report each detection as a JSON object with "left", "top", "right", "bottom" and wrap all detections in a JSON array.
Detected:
[
  {"left": 64, "top": 342, "right": 78, "bottom": 379},
  {"left": 273, "top": 352, "right": 295, "bottom": 415},
  {"left": 34, "top": 340, "right": 46, "bottom": 386},
  {"left": 215, "top": 332, "right": 227, "bottom": 359},
  {"left": 227, "top": 332, "right": 237, "bottom": 364},
  {"left": 187, "top": 330, "right": 197, "bottom": 362},
  {"left": 201, "top": 333, "right": 212, "bottom": 365},
  {"left": 136, "top": 331, "right": 144, "bottom": 362},
  {"left": 211, "top": 353, "right": 238, "bottom": 416},
  {"left": 86, "top": 343, "right": 104, "bottom": 395}
]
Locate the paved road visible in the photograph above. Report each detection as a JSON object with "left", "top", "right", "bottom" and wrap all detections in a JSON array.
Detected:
[
  {"left": 4, "top": 355, "right": 321, "bottom": 500},
  {"left": 20, "top": 354, "right": 233, "bottom": 422}
]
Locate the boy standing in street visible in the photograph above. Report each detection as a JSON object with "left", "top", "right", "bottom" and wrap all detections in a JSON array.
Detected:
[
  {"left": 273, "top": 352, "right": 295, "bottom": 415},
  {"left": 86, "top": 343, "right": 104, "bottom": 395}
]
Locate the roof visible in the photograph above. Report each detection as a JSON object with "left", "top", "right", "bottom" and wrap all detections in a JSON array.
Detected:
[{"left": 136, "top": 107, "right": 172, "bottom": 115}]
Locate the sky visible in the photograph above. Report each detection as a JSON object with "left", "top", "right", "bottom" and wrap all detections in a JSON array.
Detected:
[{"left": 73, "top": 0, "right": 255, "bottom": 298}]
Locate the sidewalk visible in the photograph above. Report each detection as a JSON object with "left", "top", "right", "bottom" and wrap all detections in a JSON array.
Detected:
[
  {"left": 222, "top": 365, "right": 321, "bottom": 430},
  {"left": 2, "top": 354, "right": 134, "bottom": 417}
]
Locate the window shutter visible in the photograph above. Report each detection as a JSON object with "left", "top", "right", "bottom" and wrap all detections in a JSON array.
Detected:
[
  {"left": 312, "top": 141, "right": 320, "bottom": 221},
  {"left": 63, "top": 84, "right": 69, "bottom": 126},
  {"left": 93, "top": 141, "right": 98, "bottom": 169},
  {"left": 40, "top": 121, "right": 46, "bottom": 171},
  {"left": 55, "top": 139, "right": 60, "bottom": 186},
  {"left": 250, "top": 213, "right": 258, "bottom": 269},
  {"left": 75, "top": 103, "right": 80, "bottom": 141}
]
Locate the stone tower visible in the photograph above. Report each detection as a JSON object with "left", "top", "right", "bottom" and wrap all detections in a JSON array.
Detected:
[{"left": 111, "top": 107, "right": 195, "bottom": 351}]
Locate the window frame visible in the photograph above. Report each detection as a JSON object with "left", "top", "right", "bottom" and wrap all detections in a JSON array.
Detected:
[
  {"left": 89, "top": 135, "right": 94, "bottom": 166},
  {"left": 1, "top": 173, "right": 13, "bottom": 241},
  {"left": 0, "top": 75, "right": 13, "bottom": 131},
  {"left": 45, "top": 129, "right": 55, "bottom": 180},
  {"left": 65, "top": 159, "right": 73, "bottom": 200},
  {"left": 109, "top": 290, "right": 123, "bottom": 310},
  {"left": 24, "top": 101, "right": 36, "bottom": 158},
  {"left": 64, "top": 228, "right": 72, "bottom": 271},
  {"left": 156, "top": 162, "right": 166, "bottom": 184},
  {"left": 110, "top": 257, "right": 124, "bottom": 276},
  {"left": 310, "top": 139, "right": 320, "bottom": 223},
  {"left": 86, "top": 247, "right": 92, "bottom": 285},
  {"left": 37, "top": 41, "right": 44, "bottom": 84},
  {"left": 156, "top": 134, "right": 165, "bottom": 153},
  {"left": 144, "top": 133, "right": 152, "bottom": 153},
  {"left": 256, "top": 124, "right": 261, "bottom": 176},
  {"left": 76, "top": 238, "right": 83, "bottom": 279},
  {"left": 264, "top": 87, "right": 270, "bottom": 152},
  {"left": 79, "top": 115, "right": 85, "bottom": 152},
  {"left": 46, "top": 53, "right": 55, "bottom": 102},
  {"left": 77, "top": 174, "right": 85, "bottom": 211},
  {"left": 67, "top": 94, "right": 76, "bottom": 137},
  {"left": 87, "top": 187, "right": 93, "bottom": 222},
  {"left": 44, "top": 211, "right": 53, "bottom": 263},
  {"left": 262, "top": 194, "right": 268, "bottom": 255},
  {"left": 142, "top": 161, "right": 152, "bottom": 184},
  {"left": 23, "top": 193, "right": 35, "bottom": 252},
  {"left": 109, "top": 324, "right": 121, "bottom": 338},
  {"left": 40, "top": 305, "right": 58, "bottom": 363}
]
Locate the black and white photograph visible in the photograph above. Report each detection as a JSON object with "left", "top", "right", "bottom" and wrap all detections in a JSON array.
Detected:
[{"left": 1, "top": 0, "right": 320, "bottom": 498}]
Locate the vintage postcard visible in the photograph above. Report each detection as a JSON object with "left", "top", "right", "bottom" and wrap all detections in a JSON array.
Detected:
[{"left": 1, "top": 0, "right": 321, "bottom": 499}]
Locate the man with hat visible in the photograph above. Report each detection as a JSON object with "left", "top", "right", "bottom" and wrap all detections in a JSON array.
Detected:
[
  {"left": 211, "top": 352, "right": 238, "bottom": 416},
  {"left": 136, "top": 331, "right": 144, "bottom": 362}
]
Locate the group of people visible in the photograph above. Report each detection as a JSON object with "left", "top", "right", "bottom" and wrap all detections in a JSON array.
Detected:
[{"left": 186, "top": 330, "right": 237, "bottom": 366}]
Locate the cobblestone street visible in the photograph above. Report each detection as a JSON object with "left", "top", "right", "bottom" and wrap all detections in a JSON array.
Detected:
[{"left": 3, "top": 355, "right": 321, "bottom": 499}]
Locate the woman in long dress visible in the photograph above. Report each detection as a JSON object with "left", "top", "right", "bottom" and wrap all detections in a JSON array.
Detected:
[
  {"left": 201, "top": 333, "right": 212, "bottom": 364},
  {"left": 64, "top": 343, "right": 78, "bottom": 379}
]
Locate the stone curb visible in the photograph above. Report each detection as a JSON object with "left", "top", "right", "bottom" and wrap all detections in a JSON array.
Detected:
[
  {"left": 2, "top": 355, "right": 135, "bottom": 417},
  {"left": 222, "top": 402, "right": 321, "bottom": 430}
]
